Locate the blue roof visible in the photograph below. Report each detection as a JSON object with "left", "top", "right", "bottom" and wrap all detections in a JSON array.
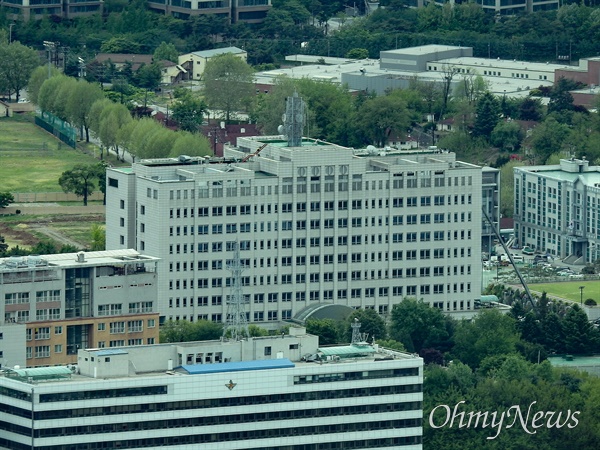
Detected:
[{"left": 180, "top": 358, "right": 295, "bottom": 375}]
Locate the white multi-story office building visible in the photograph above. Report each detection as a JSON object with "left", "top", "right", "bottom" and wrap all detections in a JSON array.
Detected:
[
  {"left": 0, "top": 327, "right": 423, "bottom": 450},
  {"left": 514, "top": 157, "right": 600, "bottom": 263},
  {"left": 0, "top": 250, "right": 160, "bottom": 369},
  {"left": 106, "top": 137, "right": 483, "bottom": 324}
]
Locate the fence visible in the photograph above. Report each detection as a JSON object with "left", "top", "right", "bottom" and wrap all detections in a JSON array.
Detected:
[
  {"left": 35, "top": 111, "right": 77, "bottom": 148},
  {"left": 11, "top": 192, "right": 104, "bottom": 202}
]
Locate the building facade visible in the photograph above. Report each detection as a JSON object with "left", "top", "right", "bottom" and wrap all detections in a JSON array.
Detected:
[
  {"left": 0, "top": 0, "right": 102, "bottom": 21},
  {"left": 106, "top": 137, "right": 483, "bottom": 325},
  {"left": 514, "top": 158, "right": 600, "bottom": 263},
  {"left": 178, "top": 47, "right": 247, "bottom": 83},
  {"left": 147, "top": 0, "right": 271, "bottom": 24},
  {"left": 482, "top": 166, "right": 501, "bottom": 254},
  {"left": 0, "top": 328, "right": 423, "bottom": 450},
  {"left": 0, "top": 250, "right": 160, "bottom": 369}
]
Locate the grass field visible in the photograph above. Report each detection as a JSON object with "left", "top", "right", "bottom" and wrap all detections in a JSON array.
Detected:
[
  {"left": 0, "top": 116, "right": 100, "bottom": 192},
  {"left": 528, "top": 280, "right": 600, "bottom": 303}
]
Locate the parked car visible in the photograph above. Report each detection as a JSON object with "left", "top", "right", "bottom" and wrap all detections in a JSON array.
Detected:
[{"left": 522, "top": 246, "right": 535, "bottom": 255}]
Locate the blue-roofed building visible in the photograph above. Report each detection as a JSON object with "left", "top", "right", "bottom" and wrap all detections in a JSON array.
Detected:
[{"left": 0, "top": 326, "right": 423, "bottom": 449}]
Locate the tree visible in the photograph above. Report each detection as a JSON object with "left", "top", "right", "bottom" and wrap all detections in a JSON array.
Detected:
[
  {"left": 28, "top": 65, "right": 60, "bottom": 105},
  {"left": 203, "top": 53, "right": 255, "bottom": 123},
  {"left": 160, "top": 319, "right": 223, "bottom": 343},
  {"left": 499, "top": 159, "right": 524, "bottom": 218},
  {"left": 98, "top": 102, "right": 132, "bottom": 159},
  {"left": 490, "top": 120, "right": 524, "bottom": 152},
  {"left": 171, "top": 92, "right": 207, "bottom": 132},
  {"left": 0, "top": 192, "right": 14, "bottom": 208},
  {"left": 305, "top": 318, "right": 341, "bottom": 345},
  {"left": 530, "top": 117, "right": 571, "bottom": 164},
  {"left": 170, "top": 131, "right": 211, "bottom": 157},
  {"left": 451, "top": 309, "right": 520, "bottom": 368},
  {"left": 356, "top": 94, "right": 410, "bottom": 147},
  {"left": 90, "top": 224, "right": 106, "bottom": 251},
  {"left": 0, "top": 235, "right": 8, "bottom": 255},
  {"left": 345, "top": 48, "right": 369, "bottom": 59},
  {"left": 153, "top": 41, "right": 179, "bottom": 63},
  {"left": 58, "top": 164, "right": 102, "bottom": 206},
  {"left": 0, "top": 42, "right": 40, "bottom": 101},
  {"left": 389, "top": 299, "right": 450, "bottom": 353},
  {"left": 66, "top": 80, "right": 105, "bottom": 142},
  {"left": 518, "top": 97, "right": 543, "bottom": 121},
  {"left": 134, "top": 63, "right": 162, "bottom": 108},
  {"left": 472, "top": 91, "right": 501, "bottom": 140}
]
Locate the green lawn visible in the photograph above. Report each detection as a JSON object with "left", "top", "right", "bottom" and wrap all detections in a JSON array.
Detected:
[
  {"left": 528, "top": 280, "right": 600, "bottom": 303},
  {"left": 0, "top": 116, "right": 100, "bottom": 192}
]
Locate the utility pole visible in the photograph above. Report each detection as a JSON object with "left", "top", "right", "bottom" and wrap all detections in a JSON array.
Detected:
[{"left": 43, "top": 41, "right": 56, "bottom": 79}]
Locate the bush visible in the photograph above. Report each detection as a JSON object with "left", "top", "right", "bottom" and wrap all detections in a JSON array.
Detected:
[{"left": 584, "top": 298, "right": 597, "bottom": 306}]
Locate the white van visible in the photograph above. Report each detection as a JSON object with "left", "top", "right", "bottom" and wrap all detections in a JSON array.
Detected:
[{"left": 512, "top": 255, "right": 524, "bottom": 264}]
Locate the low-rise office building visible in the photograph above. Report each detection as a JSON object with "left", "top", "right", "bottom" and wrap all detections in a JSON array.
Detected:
[
  {"left": 0, "top": 250, "right": 160, "bottom": 369},
  {"left": 0, "top": 327, "right": 423, "bottom": 450},
  {"left": 514, "top": 158, "right": 600, "bottom": 263}
]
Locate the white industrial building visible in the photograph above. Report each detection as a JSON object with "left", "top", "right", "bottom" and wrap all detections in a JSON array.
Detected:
[
  {"left": 0, "top": 327, "right": 423, "bottom": 450},
  {"left": 514, "top": 157, "right": 600, "bottom": 264},
  {"left": 105, "top": 129, "right": 483, "bottom": 325}
]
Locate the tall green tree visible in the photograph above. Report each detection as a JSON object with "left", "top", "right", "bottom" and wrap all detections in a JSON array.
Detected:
[
  {"left": 530, "top": 117, "right": 571, "bottom": 164},
  {"left": 342, "top": 309, "right": 387, "bottom": 343},
  {"left": 170, "top": 131, "right": 211, "bottom": 157},
  {"left": 134, "top": 63, "right": 162, "bottom": 108},
  {"left": 389, "top": 299, "right": 450, "bottom": 353},
  {"left": 472, "top": 91, "right": 501, "bottom": 140},
  {"left": 171, "top": 92, "right": 207, "bottom": 132},
  {"left": 89, "top": 224, "right": 106, "bottom": 251},
  {"left": 0, "top": 41, "right": 40, "bottom": 101},
  {"left": 357, "top": 94, "right": 410, "bottom": 147},
  {"left": 451, "top": 309, "right": 520, "bottom": 369},
  {"left": 99, "top": 102, "right": 133, "bottom": 159},
  {"left": 58, "top": 164, "right": 102, "bottom": 206},
  {"left": 490, "top": 120, "right": 524, "bottom": 152},
  {"left": 203, "top": 53, "right": 255, "bottom": 123},
  {"left": 66, "top": 80, "right": 105, "bottom": 142},
  {"left": 153, "top": 41, "right": 179, "bottom": 63},
  {"left": 27, "top": 65, "right": 60, "bottom": 105}
]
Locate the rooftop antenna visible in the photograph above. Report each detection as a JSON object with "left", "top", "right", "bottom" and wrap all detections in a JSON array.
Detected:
[
  {"left": 351, "top": 318, "right": 368, "bottom": 345},
  {"left": 222, "top": 242, "right": 249, "bottom": 341},
  {"left": 278, "top": 91, "right": 306, "bottom": 147}
]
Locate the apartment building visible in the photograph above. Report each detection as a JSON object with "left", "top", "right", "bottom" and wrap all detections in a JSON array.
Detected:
[
  {"left": 106, "top": 136, "right": 483, "bottom": 325},
  {"left": 514, "top": 157, "right": 600, "bottom": 264},
  {"left": 147, "top": 0, "right": 271, "bottom": 24},
  {"left": 0, "top": 250, "right": 160, "bottom": 369},
  {"left": 0, "top": 327, "right": 423, "bottom": 450}
]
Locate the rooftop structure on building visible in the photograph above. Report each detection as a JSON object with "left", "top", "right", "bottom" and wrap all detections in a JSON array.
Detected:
[
  {"left": 106, "top": 129, "right": 484, "bottom": 327},
  {"left": 0, "top": 250, "right": 160, "bottom": 369},
  {"left": 257, "top": 44, "right": 573, "bottom": 97},
  {"left": 514, "top": 158, "right": 600, "bottom": 265},
  {"left": 0, "top": 326, "right": 423, "bottom": 449}
]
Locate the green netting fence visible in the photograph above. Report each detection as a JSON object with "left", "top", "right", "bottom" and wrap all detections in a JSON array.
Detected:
[{"left": 35, "top": 111, "right": 77, "bottom": 148}]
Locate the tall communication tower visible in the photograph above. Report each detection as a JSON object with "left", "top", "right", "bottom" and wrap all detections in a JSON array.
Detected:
[
  {"left": 222, "top": 242, "right": 249, "bottom": 340},
  {"left": 351, "top": 318, "right": 368, "bottom": 345},
  {"left": 278, "top": 91, "right": 306, "bottom": 147}
]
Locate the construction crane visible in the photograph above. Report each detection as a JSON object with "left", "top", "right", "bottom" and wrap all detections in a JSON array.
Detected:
[
  {"left": 242, "top": 143, "right": 268, "bottom": 162},
  {"left": 481, "top": 207, "right": 536, "bottom": 309}
]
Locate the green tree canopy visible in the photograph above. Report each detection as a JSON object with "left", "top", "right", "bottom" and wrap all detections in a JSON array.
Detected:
[
  {"left": 58, "top": 164, "right": 102, "bottom": 206},
  {"left": 342, "top": 309, "right": 387, "bottom": 343},
  {"left": 389, "top": 299, "right": 450, "bottom": 353},
  {"left": 153, "top": 41, "right": 179, "bottom": 63},
  {"left": 66, "top": 80, "right": 105, "bottom": 142},
  {"left": 451, "top": 309, "right": 520, "bottom": 369},
  {"left": 170, "top": 131, "right": 211, "bottom": 157},
  {"left": 0, "top": 41, "right": 40, "bottom": 101},
  {"left": 472, "top": 91, "right": 501, "bottom": 140},
  {"left": 0, "top": 192, "right": 14, "bottom": 209},
  {"left": 28, "top": 65, "right": 60, "bottom": 105},
  {"left": 203, "top": 53, "right": 255, "bottom": 123},
  {"left": 171, "top": 92, "right": 208, "bottom": 133}
]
